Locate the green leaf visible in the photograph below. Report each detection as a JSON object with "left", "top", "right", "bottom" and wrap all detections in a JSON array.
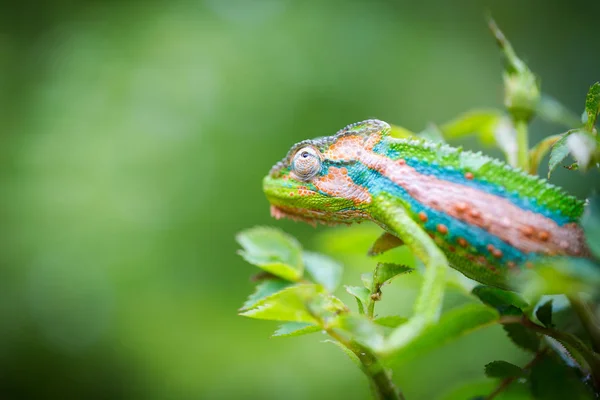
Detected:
[
  {"left": 584, "top": 82, "right": 600, "bottom": 131},
  {"left": 389, "top": 124, "right": 418, "bottom": 140},
  {"left": 323, "top": 339, "right": 362, "bottom": 368},
  {"left": 361, "top": 272, "right": 373, "bottom": 290},
  {"left": 302, "top": 251, "right": 343, "bottom": 292},
  {"left": 529, "top": 135, "right": 562, "bottom": 175},
  {"left": 272, "top": 322, "right": 321, "bottom": 338},
  {"left": 372, "top": 263, "right": 413, "bottom": 292},
  {"left": 547, "top": 131, "right": 573, "bottom": 178},
  {"left": 530, "top": 354, "right": 594, "bottom": 400},
  {"left": 240, "top": 283, "right": 346, "bottom": 323},
  {"left": 472, "top": 285, "right": 528, "bottom": 315},
  {"left": 503, "top": 324, "right": 540, "bottom": 352},
  {"left": 566, "top": 130, "right": 598, "bottom": 172},
  {"left": 440, "top": 109, "right": 503, "bottom": 146},
  {"left": 240, "top": 279, "right": 293, "bottom": 311},
  {"left": 535, "top": 300, "right": 553, "bottom": 328},
  {"left": 236, "top": 227, "right": 304, "bottom": 281},
  {"left": 368, "top": 232, "right": 404, "bottom": 256},
  {"left": 510, "top": 257, "right": 600, "bottom": 298},
  {"left": 374, "top": 315, "right": 408, "bottom": 328},
  {"left": 547, "top": 129, "right": 598, "bottom": 177},
  {"left": 336, "top": 315, "right": 386, "bottom": 352},
  {"left": 582, "top": 194, "right": 600, "bottom": 259},
  {"left": 345, "top": 285, "right": 370, "bottom": 314},
  {"left": 385, "top": 304, "right": 499, "bottom": 363},
  {"left": 484, "top": 360, "right": 524, "bottom": 379}
]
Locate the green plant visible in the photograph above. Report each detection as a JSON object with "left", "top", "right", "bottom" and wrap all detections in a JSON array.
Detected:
[{"left": 236, "top": 20, "right": 600, "bottom": 400}]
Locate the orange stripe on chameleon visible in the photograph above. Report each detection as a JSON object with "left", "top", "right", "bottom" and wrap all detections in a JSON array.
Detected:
[{"left": 314, "top": 166, "right": 371, "bottom": 205}]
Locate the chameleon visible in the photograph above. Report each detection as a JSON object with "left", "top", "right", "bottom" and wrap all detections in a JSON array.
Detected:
[{"left": 263, "top": 119, "right": 591, "bottom": 348}]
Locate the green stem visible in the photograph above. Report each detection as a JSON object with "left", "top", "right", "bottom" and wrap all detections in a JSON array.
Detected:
[
  {"left": 514, "top": 119, "right": 530, "bottom": 171},
  {"left": 367, "top": 298, "right": 376, "bottom": 319},
  {"left": 367, "top": 287, "right": 380, "bottom": 319},
  {"left": 568, "top": 294, "right": 600, "bottom": 352},
  {"left": 500, "top": 315, "right": 600, "bottom": 389},
  {"left": 327, "top": 329, "right": 404, "bottom": 400}
]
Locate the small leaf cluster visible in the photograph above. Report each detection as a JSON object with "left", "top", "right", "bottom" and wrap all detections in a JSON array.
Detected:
[
  {"left": 237, "top": 226, "right": 600, "bottom": 399},
  {"left": 471, "top": 286, "right": 598, "bottom": 399},
  {"left": 237, "top": 227, "right": 346, "bottom": 334}
]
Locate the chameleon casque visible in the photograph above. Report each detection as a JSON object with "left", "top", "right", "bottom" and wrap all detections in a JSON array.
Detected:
[{"left": 263, "top": 119, "right": 590, "bottom": 346}]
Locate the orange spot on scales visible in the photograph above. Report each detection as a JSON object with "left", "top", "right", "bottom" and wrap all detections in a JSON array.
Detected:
[
  {"left": 521, "top": 226, "right": 534, "bottom": 237},
  {"left": 465, "top": 172, "right": 474, "bottom": 180},
  {"left": 437, "top": 224, "right": 448, "bottom": 234},
  {"left": 457, "top": 238, "right": 468, "bottom": 247},
  {"left": 538, "top": 231, "right": 550, "bottom": 241},
  {"left": 454, "top": 202, "right": 468, "bottom": 213},
  {"left": 418, "top": 212, "right": 428, "bottom": 222}
]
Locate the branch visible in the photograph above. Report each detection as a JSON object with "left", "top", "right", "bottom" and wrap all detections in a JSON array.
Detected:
[{"left": 327, "top": 329, "right": 404, "bottom": 400}]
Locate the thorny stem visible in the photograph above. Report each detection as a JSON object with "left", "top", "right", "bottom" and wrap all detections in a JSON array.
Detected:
[
  {"left": 499, "top": 314, "right": 600, "bottom": 390},
  {"left": 485, "top": 348, "right": 548, "bottom": 400},
  {"left": 514, "top": 119, "right": 530, "bottom": 172},
  {"left": 568, "top": 294, "right": 600, "bottom": 352},
  {"left": 326, "top": 329, "right": 404, "bottom": 400}
]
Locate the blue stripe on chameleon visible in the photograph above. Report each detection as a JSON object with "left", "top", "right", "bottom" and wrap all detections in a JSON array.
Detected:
[
  {"left": 372, "top": 141, "right": 570, "bottom": 226},
  {"left": 345, "top": 162, "right": 530, "bottom": 266}
]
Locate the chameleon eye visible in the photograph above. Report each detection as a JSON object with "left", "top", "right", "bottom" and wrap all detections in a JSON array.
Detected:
[{"left": 292, "top": 146, "right": 321, "bottom": 181}]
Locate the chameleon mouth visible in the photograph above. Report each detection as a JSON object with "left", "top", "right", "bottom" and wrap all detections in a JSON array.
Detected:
[
  {"left": 270, "top": 205, "right": 369, "bottom": 227},
  {"left": 270, "top": 205, "right": 343, "bottom": 227}
]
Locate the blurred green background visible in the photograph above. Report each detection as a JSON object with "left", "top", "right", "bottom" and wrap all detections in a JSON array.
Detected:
[{"left": 1, "top": 0, "right": 600, "bottom": 399}]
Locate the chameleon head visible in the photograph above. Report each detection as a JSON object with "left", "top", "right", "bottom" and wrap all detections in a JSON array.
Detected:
[{"left": 263, "top": 119, "right": 391, "bottom": 226}]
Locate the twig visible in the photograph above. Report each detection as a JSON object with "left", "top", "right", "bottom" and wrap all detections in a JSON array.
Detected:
[{"left": 327, "top": 329, "right": 404, "bottom": 400}]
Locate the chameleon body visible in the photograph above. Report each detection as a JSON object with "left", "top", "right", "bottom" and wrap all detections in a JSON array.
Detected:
[
  {"left": 263, "top": 119, "right": 589, "bottom": 348},
  {"left": 265, "top": 119, "right": 588, "bottom": 286}
]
